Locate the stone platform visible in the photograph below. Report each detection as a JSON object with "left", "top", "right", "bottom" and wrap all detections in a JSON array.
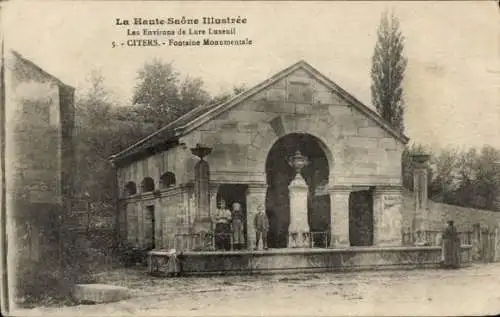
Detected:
[
  {"left": 72, "top": 284, "right": 131, "bottom": 304},
  {"left": 148, "top": 245, "right": 473, "bottom": 276}
]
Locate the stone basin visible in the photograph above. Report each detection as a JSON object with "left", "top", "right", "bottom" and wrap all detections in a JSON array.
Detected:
[{"left": 72, "top": 284, "right": 131, "bottom": 304}]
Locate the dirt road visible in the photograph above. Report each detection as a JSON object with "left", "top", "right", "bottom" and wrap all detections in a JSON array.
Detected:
[{"left": 13, "top": 263, "right": 500, "bottom": 316}]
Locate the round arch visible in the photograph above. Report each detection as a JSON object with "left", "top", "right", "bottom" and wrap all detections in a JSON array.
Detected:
[
  {"left": 264, "top": 132, "right": 332, "bottom": 248},
  {"left": 141, "top": 177, "right": 155, "bottom": 192},
  {"left": 249, "top": 124, "right": 335, "bottom": 180}
]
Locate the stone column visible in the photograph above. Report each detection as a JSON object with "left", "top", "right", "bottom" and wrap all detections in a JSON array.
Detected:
[
  {"left": 137, "top": 201, "right": 144, "bottom": 248},
  {"left": 155, "top": 201, "right": 163, "bottom": 249},
  {"left": 412, "top": 153, "right": 430, "bottom": 244},
  {"left": 288, "top": 176, "right": 310, "bottom": 247},
  {"left": 287, "top": 150, "right": 311, "bottom": 248},
  {"left": 373, "top": 186, "right": 404, "bottom": 246},
  {"left": 246, "top": 183, "right": 267, "bottom": 250},
  {"left": 329, "top": 186, "right": 350, "bottom": 248},
  {"left": 191, "top": 145, "right": 213, "bottom": 243}
]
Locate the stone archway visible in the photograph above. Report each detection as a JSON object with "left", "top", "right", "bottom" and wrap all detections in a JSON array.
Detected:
[{"left": 265, "top": 133, "right": 331, "bottom": 248}]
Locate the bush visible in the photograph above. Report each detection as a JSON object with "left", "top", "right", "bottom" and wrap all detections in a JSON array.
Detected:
[
  {"left": 119, "top": 245, "right": 149, "bottom": 267},
  {"left": 16, "top": 250, "right": 97, "bottom": 307}
]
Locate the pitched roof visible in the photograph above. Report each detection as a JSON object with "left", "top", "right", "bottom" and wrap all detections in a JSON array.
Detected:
[
  {"left": 110, "top": 60, "right": 409, "bottom": 165},
  {"left": 10, "top": 50, "right": 74, "bottom": 90}
]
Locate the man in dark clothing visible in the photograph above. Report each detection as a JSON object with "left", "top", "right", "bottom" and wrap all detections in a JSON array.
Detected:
[
  {"left": 254, "top": 205, "right": 269, "bottom": 250},
  {"left": 231, "top": 202, "right": 245, "bottom": 250}
]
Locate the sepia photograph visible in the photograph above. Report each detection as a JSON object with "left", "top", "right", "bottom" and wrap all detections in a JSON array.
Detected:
[{"left": 1, "top": 1, "right": 499, "bottom": 316}]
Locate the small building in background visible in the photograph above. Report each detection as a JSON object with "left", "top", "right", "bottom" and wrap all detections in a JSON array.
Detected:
[{"left": 3, "top": 50, "right": 75, "bottom": 272}]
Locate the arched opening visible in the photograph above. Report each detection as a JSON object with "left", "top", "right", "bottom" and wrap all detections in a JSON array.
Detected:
[
  {"left": 349, "top": 188, "right": 374, "bottom": 246},
  {"left": 141, "top": 177, "right": 155, "bottom": 192},
  {"left": 216, "top": 184, "right": 249, "bottom": 249},
  {"left": 124, "top": 181, "right": 137, "bottom": 196},
  {"left": 265, "top": 133, "right": 331, "bottom": 248},
  {"left": 160, "top": 172, "right": 176, "bottom": 188}
]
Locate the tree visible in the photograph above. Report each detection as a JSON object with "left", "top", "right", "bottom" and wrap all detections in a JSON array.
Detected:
[
  {"left": 179, "top": 76, "right": 211, "bottom": 110},
  {"left": 76, "top": 69, "right": 112, "bottom": 126},
  {"left": 132, "top": 59, "right": 210, "bottom": 128},
  {"left": 132, "top": 59, "right": 179, "bottom": 128},
  {"left": 428, "top": 147, "right": 460, "bottom": 203},
  {"left": 371, "top": 10, "right": 407, "bottom": 132},
  {"left": 402, "top": 141, "right": 500, "bottom": 211},
  {"left": 453, "top": 148, "right": 479, "bottom": 208},
  {"left": 465, "top": 146, "right": 500, "bottom": 210},
  {"left": 212, "top": 84, "right": 247, "bottom": 104},
  {"left": 74, "top": 70, "right": 155, "bottom": 204}
]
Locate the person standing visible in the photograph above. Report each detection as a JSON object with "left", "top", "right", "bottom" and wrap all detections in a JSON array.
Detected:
[
  {"left": 254, "top": 205, "right": 269, "bottom": 250},
  {"left": 166, "top": 249, "right": 181, "bottom": 277},
  {"left": 231, "top": 202, "right": 245, "bottom": 250},
  {"left": 442, "top": 220, "right": 461, "bottom": 269},
  {"left": 214, "top": 200, "right": 232, "bottom": 250}
]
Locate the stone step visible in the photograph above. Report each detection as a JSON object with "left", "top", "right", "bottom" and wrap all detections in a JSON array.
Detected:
[{"left": 72, "top": 284, "right": 131, "bottom": 304}]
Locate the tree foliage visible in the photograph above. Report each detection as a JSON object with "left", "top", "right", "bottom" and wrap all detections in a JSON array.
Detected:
[
  {"left": 74, "top": 70, "right": 156, "bottom": 206},
  {"left": 403, "top": 143, "right": 500, "bottom": 211},
  {"left": 211, "top": 84, "right": 248, "bottom": 104},
  {"left": 74, "top": 62, "right": 218, "bottom": 209},
  {"left": 132, "top": 59, "right": 210, "bottom": 128},
  {"left": 371, "top": 10, "right": 407, "bottom": 132}
]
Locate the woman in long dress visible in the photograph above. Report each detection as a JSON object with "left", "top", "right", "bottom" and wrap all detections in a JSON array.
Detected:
[
  {"left": 214, "top": 200, "right": 232, "bottom": 250},
  {"left": 442, "top": 220, "right": 461, "bottom": 268}
]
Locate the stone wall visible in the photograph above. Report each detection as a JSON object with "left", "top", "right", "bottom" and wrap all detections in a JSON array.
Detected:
[
  {"left": 121, "top": 185, "right": 194, "bottom": 250},
  {"left": 373, "top": 188, "right": 404, "bottom": 245},
  {"left": 117, "top": 145, "right": 195, "bottom": 198},
  {"left": 401, "top": 190, "right": 500, "bottom": 232},
  {"left": 4, "top": 52, "right": 75, "bottom": 267},
  {"left": 5, "top": 55, "right": 63, "bottom": 206}
]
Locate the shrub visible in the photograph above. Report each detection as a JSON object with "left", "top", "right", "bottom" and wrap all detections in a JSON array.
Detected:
[
  {"left": 119, "top": 243, "right": 148, "bottom": 267},
  {"left": 15, "top": 248, "right": 97, "bottom": 307}
]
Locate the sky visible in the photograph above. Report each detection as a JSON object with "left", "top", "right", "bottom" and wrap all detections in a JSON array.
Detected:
[{"left": 3, "top": 1, "right": 499, "bottom": 151}]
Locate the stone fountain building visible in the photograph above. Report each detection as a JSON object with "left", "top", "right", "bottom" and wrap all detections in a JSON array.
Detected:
[{"left": 110, "top": 60, "right": 409, "bottom": 252}]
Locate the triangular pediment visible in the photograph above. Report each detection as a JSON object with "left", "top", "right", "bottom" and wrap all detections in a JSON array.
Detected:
[
  {"left": 110, "top": 60, "right": 408, "bottom": 164},
  {"left": 177, "top": 61, "right": 408, "bottom": 143}
]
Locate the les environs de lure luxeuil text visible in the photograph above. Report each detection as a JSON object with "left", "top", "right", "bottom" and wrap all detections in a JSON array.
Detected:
[{"left": 114, "top": 16, "right": 253, "bottom": 47}]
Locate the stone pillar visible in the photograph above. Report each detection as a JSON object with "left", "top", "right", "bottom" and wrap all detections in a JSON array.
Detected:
[
  {"left": 154, "top": 201, "right": 163, "bottom": 249},
  {"left": 411, "top": 153, "right": 430, "bottom": 244},
  {"left": 373, "top": 186, "right": 404, "bottom": 246},
  {"left": 286, "top": 150, "right": 311, "bottom": 248},
  {"left": 329, "top": 186, "right": 350, "bottom": 248},
  {"left": 288, "top": 175, "right": 310, "bottom": 247},
  {"left": 191, "top": 145, "right": 213, "bottom": 236},
  {"left": 137, "top": 201, "right": 144, "bottom": 248},
  {"left": 246, "top": 183, "right": 267, "bottom": 250}
]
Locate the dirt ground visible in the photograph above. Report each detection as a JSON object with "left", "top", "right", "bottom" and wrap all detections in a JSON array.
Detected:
[{"left": 12, "top": 263, "right": 500, "bottom": 316}]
